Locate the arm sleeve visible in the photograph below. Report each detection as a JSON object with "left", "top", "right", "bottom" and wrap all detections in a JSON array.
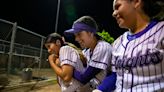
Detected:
[
  {"left": 59, "top": 46, "right": 78, "bottom": 67},
  {"left": 89, "top": 42, "right": 112, "bottom": 70},
  {"left": 73, "top": 66, "right": 102, "bottom": 84},
  {"left": 97, "top": 72, "right": 117, "bottom": 92}
]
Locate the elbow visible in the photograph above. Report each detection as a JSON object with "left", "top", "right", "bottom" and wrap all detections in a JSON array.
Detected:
[{"left": 63, "top": 76, "right": 72, "bottom": 82}]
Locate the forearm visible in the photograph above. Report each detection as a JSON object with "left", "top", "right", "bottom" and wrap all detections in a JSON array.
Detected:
[
  {"left": 97, "top": 72, "right": 116, "bottom": 92},
  {"left": 73, "top": 66, "right": 102, "bottom": 84},
  {"left": 49, "top": 60, "right": 66, "bottom": 80},
  {"left": 48, "top": 54, "right": 64, "bottom": 77},
  {"left": 49, "top": 58, "right": 74, "bottom": 82}
]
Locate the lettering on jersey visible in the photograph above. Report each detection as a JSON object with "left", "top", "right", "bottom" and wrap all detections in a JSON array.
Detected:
[{"left": 115, "top": 51, "right": 163, "bottom": 70}]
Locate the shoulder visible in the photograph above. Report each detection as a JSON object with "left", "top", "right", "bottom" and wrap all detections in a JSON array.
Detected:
[
  {"left": 94, "top": 40, "right": 113, "bottom": 53},
  {"left": 152, "top": 21, "right": 164, "bottom": 28},
  {"left": 155, "top": 21, "right": 164, "bottom": 29},
  {"left": 112, "top": 31, "right": 128, "bottom": 45},
  {"left": 61, "top": 45, "right": 72, "bottom": 49},
  {"left": 145, "top": 21, "right": 164, "bottom": 37},
  {"left": 157, "top": 21, "right": 164, "bottom": 25},
  {"left": 60, "top": 45, "right": 77, "bottom": 53},
  {"left": 150, "top": 21, "right": 164, "bottom": 32},
  {"left": 97, "top": 40, "right": 112, "bottom": 48}
]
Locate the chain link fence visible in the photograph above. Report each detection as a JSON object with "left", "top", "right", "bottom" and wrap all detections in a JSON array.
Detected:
[{"left": 0, "top": 19, "right": 51, "bottom": 79}]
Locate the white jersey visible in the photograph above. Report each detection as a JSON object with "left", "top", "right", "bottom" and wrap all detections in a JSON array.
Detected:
[
  {"left": 83, "top": 40, "right": 113, "bottom": 81},
  {"left": 112, "top": 21, "right": 164, "bottom": 92},
  {"left": 58, "top": 45, "right": 84, "bottom": 92}
]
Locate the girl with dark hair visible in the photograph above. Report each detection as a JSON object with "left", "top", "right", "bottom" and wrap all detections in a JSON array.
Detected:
[
  {"left": 111, "top": 0, "right": 164, "bottom": 91},
  {"left": 45, "top": 33, "right": 85, "bottom": 92}
]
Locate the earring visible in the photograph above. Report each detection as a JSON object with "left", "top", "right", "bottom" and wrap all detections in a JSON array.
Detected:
[
  {"left": 91, "top": 33, "right": 94, "bottom": 37},
  {"left": 56, "top": 40, "right": 61, "bottom": 46}
]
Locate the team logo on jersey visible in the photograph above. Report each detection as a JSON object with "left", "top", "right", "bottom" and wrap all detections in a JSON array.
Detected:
[{"left": 115, "top": 50, "right": 163, "bottom": 70}]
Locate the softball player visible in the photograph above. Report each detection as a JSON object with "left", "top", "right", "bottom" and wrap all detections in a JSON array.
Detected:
[
  {"left": 45, "top": 33, "right": 84, "bottom": 92},
  {"left": 112, "top": 0, "right": 164, "bottom": 91},
  {"left": 65, "top": 16, "right": 116, "bottom": 92}
]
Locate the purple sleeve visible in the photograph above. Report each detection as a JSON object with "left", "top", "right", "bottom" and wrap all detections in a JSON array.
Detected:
[
  {"left": 73, "top": 66, "right": 102, "bottom": 84},
  {"left": 97, "top": 72, "right": 116, "bottom": 92}
]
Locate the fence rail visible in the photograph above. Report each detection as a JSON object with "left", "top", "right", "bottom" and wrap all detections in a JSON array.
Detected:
[{"left": 0, "top": 18, "right": 50, "bottom": 76}]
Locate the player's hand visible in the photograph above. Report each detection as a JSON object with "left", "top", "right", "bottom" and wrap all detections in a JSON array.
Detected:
[
  {"left": 55, "top": 58, "right": 60, "bottom": 67},
  {"left": 48, "top": 54, "right": 58, "bottom": 64}
]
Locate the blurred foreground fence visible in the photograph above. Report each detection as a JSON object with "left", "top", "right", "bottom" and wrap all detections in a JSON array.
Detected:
[{"left": 0, "top": 19, "right": 50, "bottom": 76}]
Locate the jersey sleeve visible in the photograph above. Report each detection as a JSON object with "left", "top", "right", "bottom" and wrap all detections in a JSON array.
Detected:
[
  {"left": 59, "top": 46, "right": 79, "bottom": 67},
  {"left": 89, "top": 42, "right": 112, "bottom": 70}
]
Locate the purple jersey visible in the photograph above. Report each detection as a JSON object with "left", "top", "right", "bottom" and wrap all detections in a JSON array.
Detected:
[{"left": 112, "top": 21, "right": 164, "bottom": 92}]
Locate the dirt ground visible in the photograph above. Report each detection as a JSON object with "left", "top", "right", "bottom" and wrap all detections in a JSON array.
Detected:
[
  {"left": 0, "top": 69, "right": 61, "bottom": 92},
  {"left": 31, "top": 69, "right": 61, "bottom": 92},
  {"left": 30, "top": 84, "right": 61, "bottom": 92}
]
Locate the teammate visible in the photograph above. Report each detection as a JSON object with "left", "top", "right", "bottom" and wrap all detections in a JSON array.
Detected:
[
  {"left": 112, "top": 0, "right": 164, "bottom": 91},
  {"left": 65, "top": 16, "right": 116, "bottom": 92},
  {"left": 45, "top": 33, "right": 85, "bottom": 92}
]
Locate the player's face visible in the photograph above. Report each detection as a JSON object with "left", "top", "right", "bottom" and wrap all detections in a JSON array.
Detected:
[
  {"left": 75, "top": 31, "right": 93, "bottom": 48},
  {"left": 112, "top": 0, "right": 137, "bottom": 29},
  {"left": 45, "top": 42, "right": 59, "bottom": 55}
]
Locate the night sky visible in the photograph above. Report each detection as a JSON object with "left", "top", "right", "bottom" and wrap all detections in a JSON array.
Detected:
[{"left": 0, "top": 0, "right": 124, "bottom": 39}]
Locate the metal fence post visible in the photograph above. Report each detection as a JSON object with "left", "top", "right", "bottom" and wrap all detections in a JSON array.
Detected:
[
  {"left": 38, "top": 37, "right": 44, "bottom": 76},
  {"left": 55, "top": 0, "right": 61, "bottom": 33},
  {"left": 7, "top": 22, "right": 17, "bottom": 75}
]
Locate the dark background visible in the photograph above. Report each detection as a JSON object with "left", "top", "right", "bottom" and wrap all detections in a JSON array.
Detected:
[{"left": 0, "top": 0, "right": 125, "bottom": 40}]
